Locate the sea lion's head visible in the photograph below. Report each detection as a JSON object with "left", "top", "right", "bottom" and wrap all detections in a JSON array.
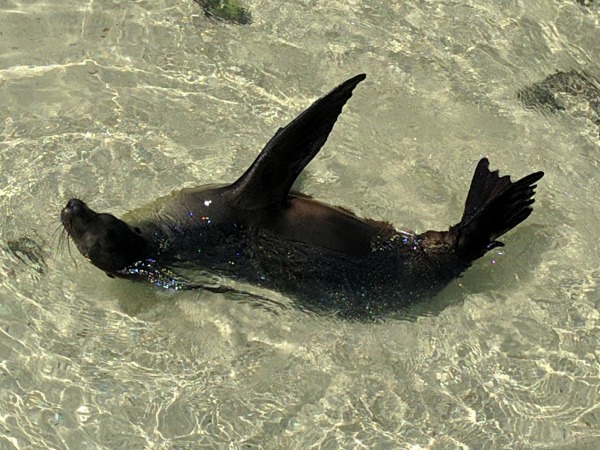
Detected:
[{"left": 61, "top": 199, "right": 148, "bottom": 274}]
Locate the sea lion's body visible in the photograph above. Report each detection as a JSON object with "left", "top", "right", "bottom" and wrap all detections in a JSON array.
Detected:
[
  {"left": 61, "top": 74, "right": 544, "bottom": 317},
  {"left": 112, "top": 187, "right": 458, "bottom": 316}
]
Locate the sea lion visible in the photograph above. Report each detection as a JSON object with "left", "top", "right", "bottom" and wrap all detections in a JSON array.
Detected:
[{"left": 61, "top": 74, "right": 544, "bottom": 317}]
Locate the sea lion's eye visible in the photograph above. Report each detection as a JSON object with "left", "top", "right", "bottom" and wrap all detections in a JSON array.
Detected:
[{"left": 134, "top": 227, "right": 141, "bottom": 234}]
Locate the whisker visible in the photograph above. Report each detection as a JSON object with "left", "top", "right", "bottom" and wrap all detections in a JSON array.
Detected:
[
  {"left": 53, "top": 222, "right": 78, "bottom": 268},
  {"left": 51, "top": 224, "right": 64, "bottom": 251}
]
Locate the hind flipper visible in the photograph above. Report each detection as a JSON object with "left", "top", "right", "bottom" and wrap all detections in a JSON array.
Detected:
[{"left": 453, "top": 158, "right": 544, "bottom": 261}]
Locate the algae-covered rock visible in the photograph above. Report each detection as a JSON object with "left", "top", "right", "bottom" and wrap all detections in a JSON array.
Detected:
[
  {"left": 6, "top": 236, "right": 48, "bottom": 274},
  {"left": 194, "top": 0, "right": 251, "bottom": 25},
  {"left": 518, "top": 70, "right": 600, "bottom": 135}
]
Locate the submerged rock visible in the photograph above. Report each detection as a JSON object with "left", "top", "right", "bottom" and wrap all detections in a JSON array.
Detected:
[
  {"left": 518, "top": 70, "right": 600, "bottom": 136},
  {"left": 5, "top": 236, "right": 48, "bottom": 274},
  {"left": 194, "top": 0, "right": 251, "bottom": 25}
]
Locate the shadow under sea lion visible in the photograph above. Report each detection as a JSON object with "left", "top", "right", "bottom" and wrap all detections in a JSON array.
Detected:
[{"left": 61, "top": 74, "right": 544, "bottom": 319}]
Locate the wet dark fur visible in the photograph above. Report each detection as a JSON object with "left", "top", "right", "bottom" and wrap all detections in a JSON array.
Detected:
[{"left": 61, "top": 74, "right": 544, "bottom": 318}]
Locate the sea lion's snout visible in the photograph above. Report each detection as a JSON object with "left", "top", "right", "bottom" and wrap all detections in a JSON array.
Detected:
[
  {"left": 61, "top": 199, "right": 92, "bottom": 227},
  {"left": 60, "top": 198, "right": 103, "bottom": 252},
  {"left": 60, "top": 199, "right": 149, "bottom": 274},
  {"left": 64, "top": 198, "right": 85, "bottom": 213}
]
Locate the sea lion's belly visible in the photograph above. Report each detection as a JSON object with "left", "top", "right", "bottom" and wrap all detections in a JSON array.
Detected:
[
  {"left": 264, "top": 196, "right": 393, "bottom": 257},
  {"left": 139, "top": 188, "right": 392, "bottom": 258}
]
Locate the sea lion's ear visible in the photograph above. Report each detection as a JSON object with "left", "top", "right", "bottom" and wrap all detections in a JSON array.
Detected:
[{"left": 227, "top": 74, "right": 366, "bottom": 211}]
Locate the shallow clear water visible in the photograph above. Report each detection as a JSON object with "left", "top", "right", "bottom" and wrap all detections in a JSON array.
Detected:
[{"left": 1, "top": 0, "right": 600, "bottom": 448}]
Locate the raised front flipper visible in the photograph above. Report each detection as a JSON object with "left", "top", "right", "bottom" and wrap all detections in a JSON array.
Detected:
[{"left": 228, "top": 74, "right": 366, "bottom": 210}]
